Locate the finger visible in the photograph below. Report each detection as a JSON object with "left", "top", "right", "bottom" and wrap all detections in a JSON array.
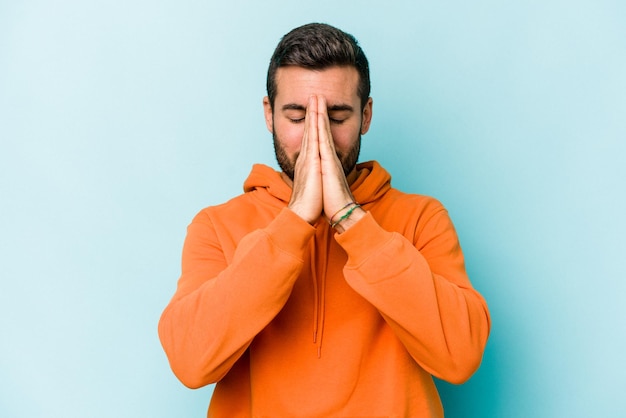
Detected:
[
  {"left": 307, "top": 95, "right": 319, "bottom": 159},
  {"left": 317, "top": 96, "right": 341, "bottom": 168},
  {"left": 316, "top": 96, "right": 332, "bottom": 159},
  {"left": 298, "top": 96, "right": 312, "bottom": 157},
  {"left": 294, "top": 95, "right": 317, "bottom": 175}
]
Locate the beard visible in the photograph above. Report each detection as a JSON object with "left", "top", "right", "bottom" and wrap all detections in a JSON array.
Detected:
[{"left": 273, "top": 132, "right": 361, "bottom": 181}]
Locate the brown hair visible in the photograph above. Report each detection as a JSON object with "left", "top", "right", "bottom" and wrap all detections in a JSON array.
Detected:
[{"left": 266, "top": 23, "right": 370, "bottom": 110}]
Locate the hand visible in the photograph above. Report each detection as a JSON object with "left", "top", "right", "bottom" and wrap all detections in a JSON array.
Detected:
[
  {"left": 316, "top": 96, "right": 357, "bottom": 221},
  {"left": 288, "top": 95, "right": 364, "bottom": 231},
  {"left": 287, "top": 96, "right": 323, "bottom": 224}
]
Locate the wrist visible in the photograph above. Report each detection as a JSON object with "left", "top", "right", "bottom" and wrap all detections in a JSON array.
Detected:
[
  {"left": 288, "top": 202, "right": 320, "bottom": 225},
  {"left": 327, "top": 202, "right": 356, "bottom": 224},
  {"left": 329, "top": 203, "right": 363, "bottom": 233}
]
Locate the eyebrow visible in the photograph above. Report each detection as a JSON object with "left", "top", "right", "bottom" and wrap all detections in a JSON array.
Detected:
[
  {"left": 328, "top": 104, "right": 354, "bottom": 112},
  {"left": 281, "top": 103, "right": 354, "bottom": 112},
  {"left": 281, "top": 103, "right": 306, "bottom": 111}
]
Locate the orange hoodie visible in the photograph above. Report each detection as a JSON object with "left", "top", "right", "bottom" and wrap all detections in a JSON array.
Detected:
[{"left": 158, "top": 161, "right": 490, "bottom": 417}]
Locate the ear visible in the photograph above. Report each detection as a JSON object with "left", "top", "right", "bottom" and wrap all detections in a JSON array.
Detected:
[
  {"left": 263, "top": 96, "right": 274, "bottom": 134},
  {"left": 360, "top": 97, "right": 373, "bottom": 135}
]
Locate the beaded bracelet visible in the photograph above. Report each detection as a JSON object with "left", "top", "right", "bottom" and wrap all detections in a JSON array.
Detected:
[
  {"left": 331, "top": 204, "right": 361, "bottom": 229},
  {"left": 328, "top": 202, "right": 356, "bottom": 225}
]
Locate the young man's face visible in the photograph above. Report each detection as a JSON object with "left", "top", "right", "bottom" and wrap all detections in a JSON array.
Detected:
[{"left": 263, "top": 66, "right": 373, "bottom": 181}]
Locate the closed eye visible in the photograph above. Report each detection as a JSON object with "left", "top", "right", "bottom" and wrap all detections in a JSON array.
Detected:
[
  {"left": 328, "top": 108, "right": 351, "bottom": 125},
  {"left": 290, "top": 117, "right": 344, "bottom": 124}
]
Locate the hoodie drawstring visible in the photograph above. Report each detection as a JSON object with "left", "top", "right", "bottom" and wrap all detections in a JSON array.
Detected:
[{"left": 310, "top": 225, "right": 331, "bottom": 359}]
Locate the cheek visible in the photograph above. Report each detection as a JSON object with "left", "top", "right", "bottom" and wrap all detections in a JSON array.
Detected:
[
  {"left": 330, "top": 125, "right": 360, "bottom": 149},
  {"left": 275, "top": 121, "right": 305, "bottom": 151}
]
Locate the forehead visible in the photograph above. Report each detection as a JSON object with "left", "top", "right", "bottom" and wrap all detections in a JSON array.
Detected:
[{"left": 274, "top": 66, "right": 360, "bottom": 106}]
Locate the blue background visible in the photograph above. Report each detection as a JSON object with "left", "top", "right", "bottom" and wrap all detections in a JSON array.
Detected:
[{"left": 1, "top": 1, "right": 625, "bottom": 417}]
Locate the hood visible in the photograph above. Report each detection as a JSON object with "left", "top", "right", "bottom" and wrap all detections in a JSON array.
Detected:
[
  {"left": 349, "top": 160, "right": 392, "bottom": 205},
  {"left": 243, "top": 160, "right": 392, "bottom": 205},
  {"left": 243, "top": 164, "right": 293, "bottom": 205}
]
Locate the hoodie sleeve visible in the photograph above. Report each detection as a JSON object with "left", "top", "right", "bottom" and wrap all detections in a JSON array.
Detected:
[
  {"left": 158, "top": 208, "right": 315, "bottom": 389},
  {"left": 335, "top": 205, "right": 491, "bottom": 384}
]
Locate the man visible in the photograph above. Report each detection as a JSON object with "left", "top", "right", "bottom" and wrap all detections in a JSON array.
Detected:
[{"left": 159, "top": 23, "right": 490, "bottom": 417}]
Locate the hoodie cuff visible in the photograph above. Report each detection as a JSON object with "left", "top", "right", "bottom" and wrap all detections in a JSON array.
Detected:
[
  {"left": 334, "top": 212, "right": 394, "bottom": 268},
  {"left": 264, "top": 208, "right": 316, "bottom": 257}
]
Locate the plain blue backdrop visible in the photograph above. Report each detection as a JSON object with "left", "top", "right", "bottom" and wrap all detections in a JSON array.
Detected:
[{"left": 1, "top": 1, "right": 624, "bottom": 417}]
